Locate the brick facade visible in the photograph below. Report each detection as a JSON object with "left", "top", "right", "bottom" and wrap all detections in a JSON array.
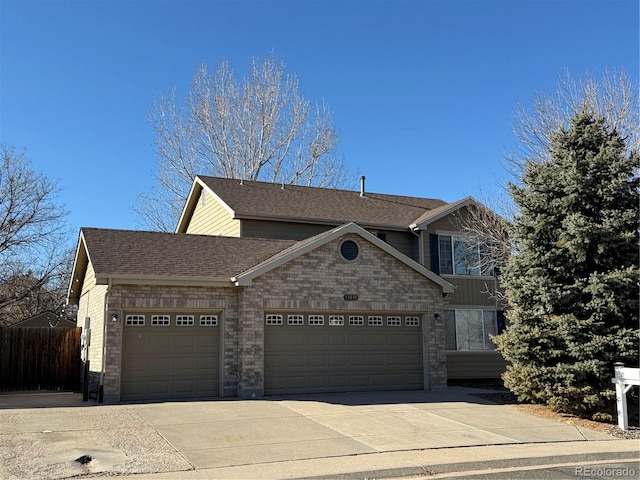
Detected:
[{"left": 94, "top": 232, "right": 447, "bottom": 402}]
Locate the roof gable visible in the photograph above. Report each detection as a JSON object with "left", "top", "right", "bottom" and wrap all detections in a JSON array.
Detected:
[
  {"left": 69, "top": 228, "right": 296, "bottom": 295},
  {"left": 233, "top": 222, "right": 454, "bottom": 293},
  {"left": 176, "top": 177, "right": 236, "bottom": 233},
  {"left": 182, "top": 176, "right": 448, "bottom": 231},
  {"left": 68, "top": 223, "right": 454, "bottom": 301},
  {"left": 411, "top": 196, "right": 482, "bottom": 229}
]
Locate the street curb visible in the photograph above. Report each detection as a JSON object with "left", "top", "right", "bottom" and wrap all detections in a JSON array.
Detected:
[{"left": 295, "top": 450, "right": 640, "bottom": 480}]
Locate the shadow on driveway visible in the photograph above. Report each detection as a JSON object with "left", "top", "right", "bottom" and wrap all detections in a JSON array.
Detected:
[{"left": 0, "top": 391, "right": 97, "bottom": 409}]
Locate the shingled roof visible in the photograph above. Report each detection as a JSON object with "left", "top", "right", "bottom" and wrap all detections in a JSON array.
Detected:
[
  {"left": 72, "top": 228, "right": 295, "bottom": 290},
  {"left": 194, "top": 176, "right": 448, "bottom": 230}
]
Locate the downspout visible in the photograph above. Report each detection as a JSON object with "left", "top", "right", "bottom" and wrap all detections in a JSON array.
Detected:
[
  {"left": 100, "top": 278, "right": 111, "bottom": 403},
  {"left": 410, "top": 226, "right": 424, "bottom": 265},
  {"left": 410, "top": 225, "right": 429, "bottom": 390}
]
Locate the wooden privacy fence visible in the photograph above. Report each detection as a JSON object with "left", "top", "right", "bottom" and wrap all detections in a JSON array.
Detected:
[{"left": 0, "top": 327, "right": 82, "bottom": 391}]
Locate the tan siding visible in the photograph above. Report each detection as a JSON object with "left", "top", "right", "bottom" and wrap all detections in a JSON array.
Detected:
[
  {"left": 429, "top": 207, "right": 473, "bottom": 233},
  {"left": 374, "top": 230, "right": 419, "bottom": 262},
  {"left": 446, "top": 351, "right": 507, "bottom": 379},
  {"left": 186, "top": 190, "right": 240, "bottom": 237},
  {"left": 428, "top": 216, "right": 459, "bottom": 232},
  {"left": 242, "top": 219, "right": 329, "bottom": 240},
  {"left": 445, "top": 278, "right": 497, "bottom": 306},
  {"left": 242, "top": 220, "right": 419, "bottom": 261},
  {"left": 420, "top": 208, "right": 497, "bottom": 306},
  {"left": 77, "top": 261, "right": 107, "bottom": 371}
]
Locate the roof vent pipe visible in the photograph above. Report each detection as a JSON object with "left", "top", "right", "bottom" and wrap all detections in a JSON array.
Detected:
[{"left": 360, "top": 176, "right": 366, "bottom": 197}]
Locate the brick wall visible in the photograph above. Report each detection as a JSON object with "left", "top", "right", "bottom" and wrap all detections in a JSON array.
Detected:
[
  {"left": 238, "top": 233, "right": 447, "bottom": 396},
  {"left": 103, "top": 285, "right": 239, "bottom": 402},
  {"left": 98, "top": 232, "right": 447, "bottom": 402}
]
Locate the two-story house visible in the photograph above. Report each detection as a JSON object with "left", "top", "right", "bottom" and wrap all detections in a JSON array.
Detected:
[{"left": 67, "top": 176, "right": 506, "bottom": 403}]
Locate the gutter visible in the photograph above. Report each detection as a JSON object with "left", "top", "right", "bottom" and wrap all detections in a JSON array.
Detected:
[
  {"left": 409, "top": 226, "right": 424, "bottom": 265},
  {"left": 94, "top": 274, "right": 232, "bottom": 288},
  {"left": 233, "top": 213, "right": 411, "bottom": 232}
]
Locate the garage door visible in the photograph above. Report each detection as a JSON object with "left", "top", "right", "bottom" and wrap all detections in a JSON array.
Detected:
[
  {"left": 121, "top": 313, "right": 220, "bottom": 401},
  {"left": 265, "top": 312, "right": 423, "bottom": 395}
]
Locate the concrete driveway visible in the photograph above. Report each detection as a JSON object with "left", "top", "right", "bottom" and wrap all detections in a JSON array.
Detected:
[{"left": 0, "top": 388, "right": 626, "bottom": 479}]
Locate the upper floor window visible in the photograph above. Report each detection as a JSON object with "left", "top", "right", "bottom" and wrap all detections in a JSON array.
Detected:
[{"left": 438, "top": 235, "right": 490, "bottom": 276}]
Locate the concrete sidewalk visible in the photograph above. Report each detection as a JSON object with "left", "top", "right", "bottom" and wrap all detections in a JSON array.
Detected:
[{"left": 0, "top": 388, "right": 637, "bottom": 479}]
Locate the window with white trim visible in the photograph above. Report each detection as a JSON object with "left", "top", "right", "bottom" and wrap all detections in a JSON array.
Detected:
[
  {"left": 329, "top": 315, "right": 344, "bottom": 326},
  {"left": 387, "top": 316, "right": 402, "bottom": 326},
  {"left": 438, "top": 235, "right": 491, "bottom": 276},
  {"left": 368, "top": 316, "right": 383, "bottom": 326},
  {"left": 125, "top": 315, "right": 145, "bottom": 326},
  {"left": 405, "top": 316, "right": 420, "bottom": 327},
  {"left": 349, "top": 315, "right": 364, "bottom": 326},
  {"left": 176, "top": 315, "right": 194, "bottom": 326},
  {"left": 287, "top": 314, "right": 304, "bottom": 325},
  {"left": 151, "top": 315, "right": 170, "bottom": 326},
  {"left": 308, "top": 315, "right": 324, "bottom": 325},
  {"left": 200, "top": 315, "right": 218, "bottom": 326},
  {"left": 444, "top": 309, "right": 497, "bottom": 351},
  {"left": 266, "top": 314, "right": 283, "bottom": 325}
]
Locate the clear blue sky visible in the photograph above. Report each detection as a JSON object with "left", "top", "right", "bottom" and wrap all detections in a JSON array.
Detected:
[{"left": 1, "top": 0, "right": 637, "bottom": 236}]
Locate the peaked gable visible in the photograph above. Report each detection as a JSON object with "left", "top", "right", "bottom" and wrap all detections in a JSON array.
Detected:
[
  {"left": 410, "top": 196, "right": 505, "bottom": 232},
  {"left": 233, "top": 222, "right": 454, "bottom": 293},
  {"left": 178, "top": 176, "right": 448, "bottom": 232},
  {"left": 68, "top": 228, "right": 296, "bottom": 299}
]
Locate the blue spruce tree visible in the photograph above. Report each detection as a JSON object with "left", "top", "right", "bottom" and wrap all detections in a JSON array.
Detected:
[{"left": 495, "top": 110, "right": 639, "bottom": 420}]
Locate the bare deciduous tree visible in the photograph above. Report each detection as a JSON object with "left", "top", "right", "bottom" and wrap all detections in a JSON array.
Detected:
[
  {"left": 457, "top": 69, "right": 639, "bottom": 288},
  {"left": 507, "top": 68, "right": 639, "bottom": 178},
  {"left": 0, "top": 145, "right": 72, "bottom": 326},
  {"left": 138, "top": 54, "right": 353, "bottom": 231},
  {"left": 449, "top": 196, "right": 512, "bottom": 303}
]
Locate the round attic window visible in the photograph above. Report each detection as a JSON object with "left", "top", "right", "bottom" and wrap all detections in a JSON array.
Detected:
[{"left": 340, "top": 240, "right": 359, "bottom": 261}]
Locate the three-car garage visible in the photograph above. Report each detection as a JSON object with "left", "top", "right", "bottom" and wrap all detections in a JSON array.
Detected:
[{"left": 119, "top": 310, "right": 426, "bottom": 400}]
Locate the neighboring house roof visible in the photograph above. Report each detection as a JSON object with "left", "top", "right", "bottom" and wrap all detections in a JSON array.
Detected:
[
  {"left": 10, "top": 311, "right": 77, "bottom": 328},
  {"left": 177, "top": 176, "right": 448, "bottom": 232},
  {"left": 68, "top": 223, "right": 454, "bottom": 303}
]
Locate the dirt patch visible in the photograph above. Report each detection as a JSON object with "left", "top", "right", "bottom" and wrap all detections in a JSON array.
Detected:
[{"left": 0, "top": 406, "right": 193, "bottom": 480}]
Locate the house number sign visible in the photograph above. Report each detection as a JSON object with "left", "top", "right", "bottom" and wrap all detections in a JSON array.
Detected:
[{"left": 343, "top": 294, "right": 359, "bottom": 301}]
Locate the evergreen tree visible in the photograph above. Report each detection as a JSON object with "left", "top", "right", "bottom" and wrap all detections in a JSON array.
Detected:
[{"left": 494, "top": 111, "right": 639, "bottom": 420}]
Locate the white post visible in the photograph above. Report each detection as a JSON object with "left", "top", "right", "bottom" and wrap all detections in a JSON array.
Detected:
[
  {"left": 612, "top": 362, "right": 640, "bottom": 431},
  {"left": 614, "top": 363, "right": 629, "bottom": 431}
]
